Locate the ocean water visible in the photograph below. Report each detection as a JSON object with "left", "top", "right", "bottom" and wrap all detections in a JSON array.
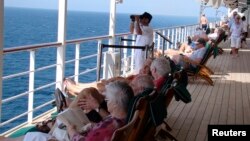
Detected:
[{"left": 1, "top": 7, "right": 199, "bottom": 133}]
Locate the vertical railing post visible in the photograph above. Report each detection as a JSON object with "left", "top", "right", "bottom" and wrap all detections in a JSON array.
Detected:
[
  {"left": 157, "top": 31, "right": 161, "bottom": 50},
  {"left": 162, "top": 30, "right": 166, "bottom": 52},
  {"left": 108, "top": 0, "right": 116, "bottom": 47},
  {"left": 96, "top": 40, "right": 102, "bottom": 81},
  {"left": 181, "top": 27, "right": 184, "bottom": 43},
  {"left": 174, "top": 28, "right": 178, "bottom": 49},
  {"left": 167, "top": 29, "right": 170, "bottom": 49},
  {"left": 178, "top": 28, "right": 181, "bottom": 44},
  {"left": 74, "top": 43, "right": 80, "bottom": 83},
  {"left": 184, "top": 26, "right": 187, "bottom": 42},
  {"left": 171, "top": 28, "right": 174, "bottom": 49},
  {"left": 0, "top": 0, "right": 4, "bottom": 122},
  {"left": 28, "top": 50, "right": 35, "bottom": 123},
  {"left": 130, "top": 34, "right": 136, "bottom": 72},
  {"left": 122, "top": 35, "right": 128, "bottom": 76},
  {"left": 56, "top": 0, "right": 67, "bottom": 90}
]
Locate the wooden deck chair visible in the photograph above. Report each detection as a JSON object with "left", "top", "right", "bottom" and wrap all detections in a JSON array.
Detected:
[
  {"left": 141, "top": 74, "right": 179, "bottom": 141},
  {"left": 186, "top": 28, "right": 226, "bottom": 82},
  {"left": 156, "top": 71, "right": 190, "bottom": 141},
  {"left": 112, "top": 90, "right": 156, "bottom": 141},
  {"left": 111, "top": 110, "right": 139, "bottom": 141},
  {"left": 185, "top": 45, "right": 214, "bottom": 86},
  {"left": 144, "top": 86, "right": 178, "bottom": 141},
  {"left": 212, "top": 29, "right": 226, "bottom": 56},
  {"left": 189, "top": 29, "right": 226, "bottom": 84}
]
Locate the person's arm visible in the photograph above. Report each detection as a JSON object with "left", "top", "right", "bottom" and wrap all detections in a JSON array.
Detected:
[
  {"left": 135, "top": 16, "right": 142, "bottom": 35},
  {"left": 78, "top": 97, "right": 109, "bottom": 119},
  {"left": 130, "top": 21, "right": 135, "bottom": 33}
]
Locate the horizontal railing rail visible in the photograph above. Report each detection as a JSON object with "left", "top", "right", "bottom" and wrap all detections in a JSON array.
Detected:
[{"left": 3, "top": 42, "right": 62, "bottom": 54}]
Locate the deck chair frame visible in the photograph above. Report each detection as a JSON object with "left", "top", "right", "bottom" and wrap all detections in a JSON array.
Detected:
[{"left": 111, "top": 90, "right": 156, "bottom": 141}]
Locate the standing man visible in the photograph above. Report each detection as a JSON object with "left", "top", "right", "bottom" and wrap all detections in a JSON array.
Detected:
[
  {"left": 200, "top": 14, "right": 208, "bottom": 31},
  {"left": 130, "top": 12, "right": 153, "bottom": 74}
]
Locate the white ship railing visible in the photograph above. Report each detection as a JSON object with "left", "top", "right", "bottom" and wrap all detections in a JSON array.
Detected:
[{"left": 0, "top": 22, "right": 220, "bottom": 135}]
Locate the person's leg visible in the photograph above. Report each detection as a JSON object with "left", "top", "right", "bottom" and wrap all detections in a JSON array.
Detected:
[
  {"left": 232, "top": 47, "right": 237, "bottom": 57},
  {"left": 178, "top": 43, "right": 190, "bottom": 52},
  {"left": 64, "top": 80, "right": 82, "bottom": 96},
  {"left": 235, "top": 37, "right": 241, "bottom": 56},
  {"left": 165, "top": 49, "right": 180, "bottom": 56},
  {"left": 231, "top": 37, "right": 236, "bottom": 57},
  {"left": 134, "top": 50, "right": 145, "bottom": 74},
  {"left": 202, "top": 24, "right": 207, "bottom": 31}
]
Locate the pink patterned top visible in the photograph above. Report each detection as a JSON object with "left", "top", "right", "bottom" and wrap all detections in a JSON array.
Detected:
[{"left": 71, "top": 116, "right": 125, "bottom": 141}]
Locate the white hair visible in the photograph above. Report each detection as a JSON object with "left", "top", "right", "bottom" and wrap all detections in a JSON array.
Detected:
[
  {"left": 105, "top": 81, "right": 134, "bottom": 111},
  {"left": 150, "top": 57, "right": 171, "bottom": 76}
]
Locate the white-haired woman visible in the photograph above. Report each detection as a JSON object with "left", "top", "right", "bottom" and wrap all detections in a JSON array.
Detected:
[{"left": 68, "top": 81, "right": 134, "bottom": 141}]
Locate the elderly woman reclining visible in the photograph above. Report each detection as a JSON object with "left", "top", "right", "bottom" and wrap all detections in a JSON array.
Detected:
[{"left": 0, "top": 81, "right": 134, "bottom": 141}]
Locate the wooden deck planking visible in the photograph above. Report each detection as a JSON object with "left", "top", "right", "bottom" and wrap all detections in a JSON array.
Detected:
[
  {"left": 241, "top": 51, "right": 250, "bottom": 124},
  {"left": 209, "top": 50, "right": 230, "bottom": 125},
  {"left": 208, "top": 53, "right": 227, "bottom": 124},
  {"left": 172, "top": 82, "right": 205, "bottom": 140},
  {"left": 195, "top": 48, "right": 231, "bottom": 140},
  {"left": 163, "top": 40, "right": 250, "bottom": 141},
  {"left": 235, "top": 52, "right": 244, "bottom": 124}
]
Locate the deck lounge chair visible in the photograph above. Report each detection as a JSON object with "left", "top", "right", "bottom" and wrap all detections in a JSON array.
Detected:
[
  {"left": 111, "top": 90, "right": 156, "bottom": 141},
  {"left": 185, "top": 29, "right": 226, "bottom": 86},
  {"left": 184, "top": 44, "right": 214, "bottom": 85}
]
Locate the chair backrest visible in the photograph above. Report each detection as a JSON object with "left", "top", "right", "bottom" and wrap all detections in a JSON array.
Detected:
[
  {"left": 111, "top": 111, "right": 139, "bottom": 141},
  {"left": 199, "top": 44, "right": 213, "bottom": 66},
  {"left": 112, "top": 91, "right": 155, "bottom": 141},
  {"left": 214, "top": 29, "right": 226, "bottom": 45},
  {"left": 210, "top": 29, "right": 226, "bottom": 58},
  {"left": 54, "top": 88, "right": 67, "bottom": 113},
  {"left": 165, "top": 87, "right": 175, "bottom": 107},
  {"left": 127, "top": 92, "right": 154, "bottom": 141}
]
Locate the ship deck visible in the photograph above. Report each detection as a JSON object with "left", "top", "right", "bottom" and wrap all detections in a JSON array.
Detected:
[{"left": 165, "top": 40, "right": 250, "bottom": 141}]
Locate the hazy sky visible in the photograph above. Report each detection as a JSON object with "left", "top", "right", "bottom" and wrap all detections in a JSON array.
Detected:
[{"left": 5, "top": 0, "right": 227, "bottom": 17}]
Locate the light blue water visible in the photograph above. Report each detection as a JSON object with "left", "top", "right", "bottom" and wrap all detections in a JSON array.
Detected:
[{"left": 1, "top": 7, "right": 200, "bottom": 133}]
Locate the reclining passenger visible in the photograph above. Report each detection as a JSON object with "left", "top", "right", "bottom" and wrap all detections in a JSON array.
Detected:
[
  {"left": 69, "top": 87, "right": 109, "bottom": 123},
  {"left": 158, "top": 34, "right": 208, "bottom": 59},
  {"left": 0, "top": 81, "right": 134, "bottom": 141},
  {"left": 208, "top": 27, "right": 224, "bottom": 40},
  {"left": 172, "top": 38, "right": 207, "bottom": 70},
  {"left": 68, "top": 81, "right": 134, "bottom": 141},
  {"left": 150, "top": 57, "right": 172, "bottom": 91},
  {"left": 64, "top": 58, "right": 153, "bottom": 96},
  {"left": 78, "top": 74, "right": 155, "bottom": 121}
]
